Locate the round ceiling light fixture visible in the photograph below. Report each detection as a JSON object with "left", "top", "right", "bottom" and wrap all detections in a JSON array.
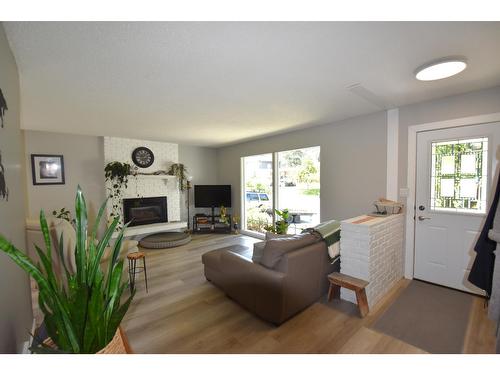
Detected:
[{"left": 415, "top": 57, "right": 467, "bottom": 81}]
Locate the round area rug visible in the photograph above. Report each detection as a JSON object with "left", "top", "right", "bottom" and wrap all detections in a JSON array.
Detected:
[{"left": 139, "top": 231, "right": 192, "bottom": 249}]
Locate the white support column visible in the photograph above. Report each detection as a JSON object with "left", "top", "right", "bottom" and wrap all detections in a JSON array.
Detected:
[{"left": 386, "top": 108, "right": 399, "bottom": 201}]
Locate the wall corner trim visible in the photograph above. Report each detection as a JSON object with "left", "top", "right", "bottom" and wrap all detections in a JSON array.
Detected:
[{"left": 386, "top": 108, "right": 399, "bottom": 201}]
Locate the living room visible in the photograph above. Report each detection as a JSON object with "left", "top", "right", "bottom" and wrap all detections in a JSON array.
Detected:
[{"left": 1, "top": 1, "right": 500, "bottom": 373}]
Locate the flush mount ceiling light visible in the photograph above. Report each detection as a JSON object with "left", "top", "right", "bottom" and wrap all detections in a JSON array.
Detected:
[{"left": 415, "top": 57, "right": 467, "bottom": 81}]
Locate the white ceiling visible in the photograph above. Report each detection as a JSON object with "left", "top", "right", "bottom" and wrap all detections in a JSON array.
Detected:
[{"left": 4, "top": 22, "right": 500, "bottom": 147}]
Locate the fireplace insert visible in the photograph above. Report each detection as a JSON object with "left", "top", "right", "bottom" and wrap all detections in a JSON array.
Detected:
[{"left": 123, "top": 196, "right": 168, "bottom": 227}]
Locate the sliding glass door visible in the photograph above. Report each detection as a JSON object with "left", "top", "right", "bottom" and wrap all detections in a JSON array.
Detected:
[
  {"left": 241, "top": 146, "right": 320, "bottom": 236},
  {"left": 242, "top": 153, "right": 273, "bottom": 233},
  {"left": 277, "top": 146, "right": 320, "bottom": 234}
]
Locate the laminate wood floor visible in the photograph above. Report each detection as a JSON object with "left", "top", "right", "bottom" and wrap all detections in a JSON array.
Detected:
[{"left": 121, "top": 234, "right": 495, "bottom": 354}]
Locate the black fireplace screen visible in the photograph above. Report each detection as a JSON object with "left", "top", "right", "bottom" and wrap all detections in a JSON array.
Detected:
[{"left": 123, "top": 196, "right": 168, "bottom": 227}]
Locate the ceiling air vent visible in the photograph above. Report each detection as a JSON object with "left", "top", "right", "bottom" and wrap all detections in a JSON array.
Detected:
[{"left": 346, "top": 83, "right": 392, "bottom": 110}]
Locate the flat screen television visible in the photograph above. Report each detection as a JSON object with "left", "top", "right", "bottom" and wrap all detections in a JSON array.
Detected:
[{"left": 194, "top": 185, "right": 231, "bottom": 208}]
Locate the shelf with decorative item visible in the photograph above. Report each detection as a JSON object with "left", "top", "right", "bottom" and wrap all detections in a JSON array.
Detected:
[
  {"left": 192, "top": 214, "right": 232, "bottom": 234},
  {"left": 135, "top": 174, "right": 177, "bottom": 184}
]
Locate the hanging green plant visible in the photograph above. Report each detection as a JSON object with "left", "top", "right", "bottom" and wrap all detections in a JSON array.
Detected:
[
  {"left": 104, "top": 162, "right": 133, "bottom": 228},
  {"left": 167, "top": 163, "right": 188, "bottom": 191},
  {"left": 104, "top": 162, "right": 132, "bottom": 185}
]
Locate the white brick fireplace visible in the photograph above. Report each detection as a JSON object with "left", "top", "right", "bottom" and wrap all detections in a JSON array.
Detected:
[
  {"left": 103, "top": 136, "right": 182, "bottom": 231},
  {"left": 340, "top": 214, "right": 404, "bottom": 309}
]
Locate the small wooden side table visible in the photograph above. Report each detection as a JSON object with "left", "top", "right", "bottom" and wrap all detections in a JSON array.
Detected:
[
  {"left": 327, "top": 272, "right": 369, "bottom": 317},
  {"left": 127, "top": 252, "right": 148, "bottom": 293}
]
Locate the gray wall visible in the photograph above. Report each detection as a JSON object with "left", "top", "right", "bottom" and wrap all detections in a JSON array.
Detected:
[
  {"left": 24, "top": 130, "right": 106, "bottom": 229},
  {"left": 216, "top": 111, "right": 387, "bottom": 222},
  {"left": 0, "top": 24, "right": 33, "bottom": 353},
  {"left": 178, "top": 144, "right": 218, "bottom": 224},
  {"left": 398, "top": 85, "right": 500, "bottom": 199},
  {"left": 22, "top": 132, "right": 216, "bottom": 229},
  {"left": 215, "top": 85, "right": 500, "bottom": 226}
]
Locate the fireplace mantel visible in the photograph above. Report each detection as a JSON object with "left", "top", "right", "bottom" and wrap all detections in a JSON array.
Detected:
[{"left": 135, "top": 174, "right": 177, "bottom": 184}]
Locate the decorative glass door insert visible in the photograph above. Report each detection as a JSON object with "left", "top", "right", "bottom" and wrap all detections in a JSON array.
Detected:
[{"left": 430, "top": 137, "right": 488, "bottom": 213}]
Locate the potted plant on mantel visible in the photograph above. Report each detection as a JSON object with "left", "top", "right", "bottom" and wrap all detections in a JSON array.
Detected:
[
  {"left": 167, "top": 163, "right": 189, "bottom": 191},
  {"left": 0, "top": 187, "right": 134, "bottom": 353}
]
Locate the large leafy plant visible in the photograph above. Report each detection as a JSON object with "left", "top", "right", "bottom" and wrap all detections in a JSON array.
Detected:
[
  {"left": 0, "top": 187, "right": 134, "bottom": 353},
  {"left": 264, "top": 208, "right": 290, "bottom": 234}
]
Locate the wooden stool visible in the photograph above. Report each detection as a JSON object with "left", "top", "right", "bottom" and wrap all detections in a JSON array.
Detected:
[
  {"left": 127, "top": 252, "right": 148, "bottom": 293},
  {"left": 327, "top": 272, "right": 369, "bottom": 317}
]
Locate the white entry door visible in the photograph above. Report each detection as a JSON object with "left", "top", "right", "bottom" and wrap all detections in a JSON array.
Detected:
[{"left": 414, "top": 122, "right": 500, "bottom": 294}]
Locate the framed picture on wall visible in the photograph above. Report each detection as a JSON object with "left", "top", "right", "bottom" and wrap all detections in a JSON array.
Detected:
[{"left": 31, "top": 154, "right": 65, "bottom": 185}]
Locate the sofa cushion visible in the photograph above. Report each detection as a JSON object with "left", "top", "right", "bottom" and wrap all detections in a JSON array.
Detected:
[{"left": 260, "top": 233, "right": 319, "bottom": 269}]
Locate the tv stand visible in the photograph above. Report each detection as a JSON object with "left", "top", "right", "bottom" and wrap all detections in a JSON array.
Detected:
[{"left": 193, "top": 212, "right": 232, "bottom": 234}]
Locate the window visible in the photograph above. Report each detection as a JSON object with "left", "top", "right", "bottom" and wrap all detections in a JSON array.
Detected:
[
  {"left": 241, "top": 146, "right": 320, "bottom": 235},
  {"left": 430, "top": 137, "right": 488, "bottom": 213},
  {"left": 259, "top": 161, "right": 272, "bottom": 170},
  {"left": 246, "top": 193, "right": 259, "bottom": 201},
  {"left": 243, "top": 153, "right": 273, "bottom": 233},
  {"left": 277, "top": 147, "right": 320, "bottom": 233}
]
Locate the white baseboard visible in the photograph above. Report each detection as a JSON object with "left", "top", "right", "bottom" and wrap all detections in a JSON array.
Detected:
[
  {"left": 21, "top": 340, "right": 30, "bottom": 354},
  {"left": 20, "top": 318, "right": 36, "bottom": 354}
]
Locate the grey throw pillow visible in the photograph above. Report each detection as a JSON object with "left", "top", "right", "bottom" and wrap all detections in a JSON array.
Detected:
[
  {"left": 260, "top": 233, "right": 319, "bottom": 269},
  {"left": 253, "top": 233, "right": 293, "bottom": 264},
  {"left": 252, "top": 241, "right": 266, "bottom": 263}
]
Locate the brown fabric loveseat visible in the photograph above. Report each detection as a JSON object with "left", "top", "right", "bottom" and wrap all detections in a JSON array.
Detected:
[{"left": 202, "top": 234, "right": 338, "bottom": 325}]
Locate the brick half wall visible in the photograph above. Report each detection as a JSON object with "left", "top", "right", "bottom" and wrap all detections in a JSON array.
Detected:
[{"left": 340, "top": 213, "right": 404, "bottom": 308}]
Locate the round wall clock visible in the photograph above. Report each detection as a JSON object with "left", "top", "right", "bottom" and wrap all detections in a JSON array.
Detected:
[{"left": 132, "top": 147, "right": 154, "bottom": 168}]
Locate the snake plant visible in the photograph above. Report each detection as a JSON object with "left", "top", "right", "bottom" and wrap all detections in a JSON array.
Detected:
[{"left": 0, "top": 186, "right": 134, "bottom": 353}]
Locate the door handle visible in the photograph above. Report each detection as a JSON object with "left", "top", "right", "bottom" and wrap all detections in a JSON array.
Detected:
[{"left": 418, "top": 216, "right": 431, "bottom": 221}]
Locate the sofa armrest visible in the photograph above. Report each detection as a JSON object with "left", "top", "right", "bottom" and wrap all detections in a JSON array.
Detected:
[
  {"left": 221, "top": 251, "right": 286, "bottom": 287},
  {"left": 219, "top": 251, "right": 258, "bottom": 310},
  {"left": 220, "top": 251, "right": 287, "bottom": 323},
  {"left": 220, "top": 250, "right": 256, "bottom": 269},
  {"left": 252, "top": 260, "right": 287, "bottom": 324},
  {"left": 274, "top": 241, "right": 327, "bottom": 316}
]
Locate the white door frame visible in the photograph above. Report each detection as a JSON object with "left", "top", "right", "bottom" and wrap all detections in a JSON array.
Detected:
[
  {"left": 240, "top": 156, "right": 265, "bottom": 239},
  {"left": 404, "top": 112, "right": 500, "bottom": 279}
]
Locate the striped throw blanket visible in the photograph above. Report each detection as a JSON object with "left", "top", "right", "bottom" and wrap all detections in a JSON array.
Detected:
[{"left": 303, "top": 219, "right": 341, "bottom": 262}]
